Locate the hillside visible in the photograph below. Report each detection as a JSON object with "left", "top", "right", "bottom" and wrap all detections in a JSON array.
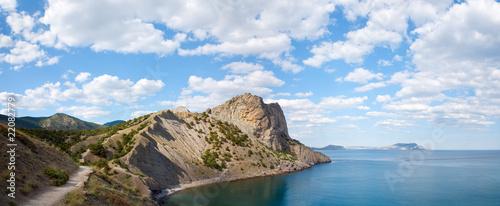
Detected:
[
  {"left": 69, "top": 94, "right": 331, "bottom": 200},
  {"left": 0, "top": 113, "right": 105, "bottom": 131},
  {"left": 0, "top": 123, "right": 79, "bottom": 205}
]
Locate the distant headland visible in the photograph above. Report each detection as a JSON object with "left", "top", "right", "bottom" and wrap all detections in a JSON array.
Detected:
[{"left": 312, "top": 143, "right": 430, "bottom": 150}]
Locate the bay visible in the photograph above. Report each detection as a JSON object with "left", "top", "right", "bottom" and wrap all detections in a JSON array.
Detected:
[{"left": 165, "top": 150, "right": 500, "bottom": 206}]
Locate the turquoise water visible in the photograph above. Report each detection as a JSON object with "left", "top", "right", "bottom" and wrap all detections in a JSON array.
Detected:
[{"left": 165, "top": 150, "right": 500, "bottom": 206}]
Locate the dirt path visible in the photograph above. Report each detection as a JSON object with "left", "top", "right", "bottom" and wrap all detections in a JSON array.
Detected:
[{"left": 22, "top": 166, "right": 92, "bottom": 206}]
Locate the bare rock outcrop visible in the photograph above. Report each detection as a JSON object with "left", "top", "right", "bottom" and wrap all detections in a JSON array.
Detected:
[{"left": 211, "top": 93, "right": 290, "bottom": 151}]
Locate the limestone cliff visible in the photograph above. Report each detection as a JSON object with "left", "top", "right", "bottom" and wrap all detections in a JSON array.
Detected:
[
  {"left": 211, "top": 94, "right": 290, "bottom": 151},
  {"left": 72, "top": 94, "right": 331, "bottom": 198}
]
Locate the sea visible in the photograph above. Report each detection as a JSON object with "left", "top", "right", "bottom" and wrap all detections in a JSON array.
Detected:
[{"left": 164, "top": 150, "right": 500, "bottom": 206}]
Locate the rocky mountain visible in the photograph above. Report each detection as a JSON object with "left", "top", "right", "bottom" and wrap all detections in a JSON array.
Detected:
[
  {"left": 70, "top": 93, "right": 331, "bottom": 199},
  {"left": 312, "top": 145, "right": 346, "bottom": 150},
  {"left": 346, "top": 143, "right": 429, "bottom": 150},
  {"left": 0, "top": 113, "right": 105, "bottom": 131},
  {"left": 103, "top": 120, "right": 125, "bottom": 127}
]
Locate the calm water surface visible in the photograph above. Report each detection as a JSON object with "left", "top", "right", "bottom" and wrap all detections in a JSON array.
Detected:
[{"left": 165, "top": 150, "right": 500, "bottom": 206}]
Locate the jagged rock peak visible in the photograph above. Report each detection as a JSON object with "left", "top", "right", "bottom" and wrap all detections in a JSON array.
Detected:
[{"left": 211, "top": 93, "right": 290, "bottom": 151}]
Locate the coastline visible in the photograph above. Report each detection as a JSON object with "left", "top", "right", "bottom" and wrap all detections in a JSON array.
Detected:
[{"left": 155, "top": 160, "right": 330, "bottom": 201}]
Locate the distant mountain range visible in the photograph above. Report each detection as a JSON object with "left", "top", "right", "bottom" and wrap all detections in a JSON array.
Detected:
[
  {"left": 0, "top": 113, "right": 106, "bottom": 131},
  {"left": 311, "top": 145, "right": 346, "bottom": 150},
  {"left": 312, "top": 143, "right": 430, "bottom": 150}
]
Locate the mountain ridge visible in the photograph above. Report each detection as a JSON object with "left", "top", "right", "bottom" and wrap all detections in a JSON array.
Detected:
[
  {"left": 0, "top": 113, "right": 105, "bottom": 131},
  {"left": 69, "top": 93, "right": 331, "bottom": 200}
]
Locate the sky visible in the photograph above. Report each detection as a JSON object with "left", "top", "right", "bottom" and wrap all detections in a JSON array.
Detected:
[{"left": 1, "top": 0, "right": 499, "bottom": 150}]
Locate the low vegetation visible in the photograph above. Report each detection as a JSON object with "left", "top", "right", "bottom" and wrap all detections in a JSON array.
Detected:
[
  {"left": 63, "top": 173, "right": 156, "bottom": 206},
  {"left": 43, "top": 168, "right": 69, "bottom": 186}
]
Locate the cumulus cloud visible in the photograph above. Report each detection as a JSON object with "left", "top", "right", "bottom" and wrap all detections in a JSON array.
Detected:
[
  {"left": 376, "top": 95, "right": 391, "bottom": 103},
  {"left": 0, "top": 41, "right": 47, "bottom": 69},
  {"left": 164, "top": 70, "right": 284, "bottom": 111},
  {"left": 375, "top": 119, "right": 416, "bottom": 130},
  {"left": 32, "top": 0, "right": 336, "bottom": 72},
  {"left": 304, "top": 0, "right": 455, "bottom": 67},
  {"left": 0, "top": 34, "right": 13, "bottom": 48},
  {"left": 75, "top": 72, "right": 91, "bottom": 82},
  {"left": 366, "top": 111, "right": 399, "bottom": 118},
  {"left": 0, "top": 0, "right": 16, "bottom": 12},
  {"left": 57, "top": 106, "right": 111, "bottom": 119},
  {"left": 354, "top": 82, "right": 387, "bottom": 92},
  {"left": 295, "top": 92, "right": 313, "bottom": 97},
  {"left": 222, "top": 62, "right": 264, "bottom": 74},
  {"left": 344, "top": 68, "right": 383, "bottom": 84},
  {"left": 266, "top": 95, "right": 369, "bottom": 128},
  {"left": 375, "top": 0, "right": 500, "bottom": 130},
  {"left": 0, "top": 74, "right": 165, "bottom": 111}
]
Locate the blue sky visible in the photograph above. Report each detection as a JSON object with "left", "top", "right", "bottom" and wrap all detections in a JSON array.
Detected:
[{"left": 1, "top": 0, "right": 499, "bottom": 149}]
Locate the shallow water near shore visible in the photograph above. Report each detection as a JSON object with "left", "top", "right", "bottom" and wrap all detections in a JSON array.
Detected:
[{"left": 164, "top": 150, "right": 500, "bottom": 206}]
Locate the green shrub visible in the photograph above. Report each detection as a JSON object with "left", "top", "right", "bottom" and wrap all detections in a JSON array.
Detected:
[
  {"left": 88, "top": 143, "right": 106, "bottom": 157},
  {"left": 43, "top": 168, "right": 69, "bottom": 186}
]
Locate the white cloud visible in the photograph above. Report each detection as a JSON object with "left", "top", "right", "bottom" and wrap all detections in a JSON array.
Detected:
[
  {"left": 366, "top": 111, "right": 398, "bottom": 118},
  {"left": 332, "top": 124, "right": 362, "bottom": 133},
  {"left": 130, "top": 110, "right": 154, "bottom": 118},
  {"left": 337, "top": 116, "right": 368, "bottom": 121},
  {"left": 36, "top": 0, "right": 336, "bottom": 71},
  {"left": 354, "top": 82, "right": 387, "bottom": 92},
  {"left": 375, "top": 119, "right": 416, "bottom": 130},
  {"left": 277, "top": 93, "right": 291, "bottom": 96},
  {"left": 65, "top": 75, "right": 165, "bottom": 105},
  {"left": 375, "top": 0, "right": 500, "bottom": 130},
  {"left": 393, "top": 54, "right": 403, "bottom": 61},
  {"left": 179, "top": 34, "right": 291, "bottom": 59},
  {"left": 221, "top": 62, "right": 264, "bottom": 74},
  {"left": 0, "top": 34, "right": 13, "bottom": 48},
  {"left": 376, "top": 95, "right": 391, "bottom": 103},
  {"left": 304, "top": 0, "right": 410, "bottom": 67},
  {"left": 378, "top": 59, "right": 392, "bottom": 66},
  {"left": 40, "top": 1, "right": 186, "bottom": 56},
  {"left": 0, "top": 82, "right": 61, "bottom": 110},
  {"left": 344, "top": 68, "right": 383, "bottom": 84},
  {"left": 0, "top": 74, "right": 165, "bottom": 111},
  {"left": 357, "top": 106, "right": 370, "bottom": 110},
  {"left": 6, "top": 12, "right": 35, "bottom": 35},
  {"left": 0, "top": 41, "right": 44, "bottom": 68},
  {"left": 319, "top": 95, "right": 368, "bottom": 110},
  {"left": 325, "top": 68, "right": 335, "bottom": 73},
  {"left": 303, "top": 41, "right": 373, "bottom": 66},
  {"left": 265, "top": 95, "right": 369, "bottom": 128},
  {"left": 295, "top": 92, "right": 313, "bottom": 97},
  {"left": 57, "top": 106, "right": 111, "bottom": 119},
  {"left": 61, "top": 70, "right": 74, "bottom": 79},
  {"left": 75, "top": 72, "right": 91, "bottom": 82},
  {"left": 167, "top": 70, "right": 284, "bottom": 111},
  {"left": 0, "top": 0, "right": 16, "bottom": 12}
]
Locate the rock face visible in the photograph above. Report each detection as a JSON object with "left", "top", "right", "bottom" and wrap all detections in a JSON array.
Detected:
[
  {"left": 211, "top": 94, "right": 290, "bottom": 151},
  {"left": 71, "top": 94, "right": 331, "bottom": 199}
]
